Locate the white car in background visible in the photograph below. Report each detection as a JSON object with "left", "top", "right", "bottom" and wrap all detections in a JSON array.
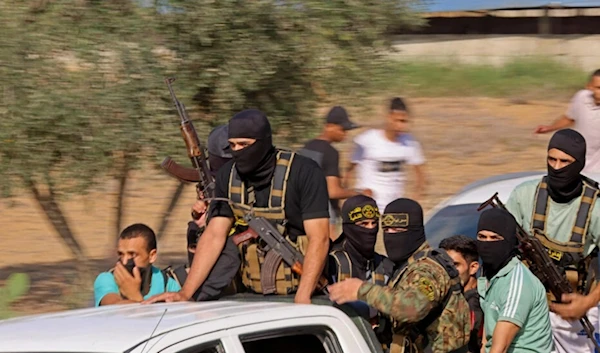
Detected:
[
  {"left": 424, "top": 171, "right": 600, "bottom": 248},
  {"left": 0, "top": 297, "right": 384, "bottom": 353}
]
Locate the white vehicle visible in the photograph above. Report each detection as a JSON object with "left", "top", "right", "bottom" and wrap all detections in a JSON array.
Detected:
[
  {"left": 0, "top": 297, "right": 384, "bottom": 353},
  {"left": 424, "top": 171, "right": 600, "bottom": 248}
]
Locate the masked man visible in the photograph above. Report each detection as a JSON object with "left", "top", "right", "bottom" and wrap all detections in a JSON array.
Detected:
[
  {"left": 328, "top": 198, "right": 470, "bottom": 353},
  {"left": 476, "top": 209, "right": 553, "bottom": 353},
  {"left": 147, "top": 109, "right": 330, "bottom": 304},
  {"left": 506, "top": 128, "right": 600, "bottom": 353}
]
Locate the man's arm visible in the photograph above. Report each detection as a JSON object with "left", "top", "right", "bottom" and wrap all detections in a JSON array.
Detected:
[
  {"left": 180, "top": 216, "right": 233, "bottom": 299},
  {"left": 534, "top": 115, "right": 575, "bottom": 134},
  {"left": 144, "top": 216, "right": 233, "bottom": 303},
  {"left": 326, "top": 176, "right": 359, "bottom": 200},
  {"left": 488, "top": 321, "right": 520, "bottom": 353},
  {"left": 412, "top": 164, "right": 426, "bottom": 202},
  {"left": 99, "top": 293, "right": 141, "bottom": 306},
  {"left": 357, "top": 267, "right": 444, "bottom": 324},
  {"left": 295, "top": 217, "right": 330, "bottom": 304},
  {"left": 94, "top": 270, "right": 142, "bottom": 306}
]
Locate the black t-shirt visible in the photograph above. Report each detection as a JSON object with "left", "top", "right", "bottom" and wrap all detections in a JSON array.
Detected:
[
  {"left": 208, "top": 152, "right": 330, "bottom": 240},
  {"left": 300, "top": 139, "right": 340, "bottom": 178}
]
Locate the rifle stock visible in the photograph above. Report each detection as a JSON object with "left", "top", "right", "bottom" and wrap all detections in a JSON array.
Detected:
[
  {"left": 478, "top": 193, "right": 600, "bottom": 350},
  {"left": 161, "top": 157, "right": 201, "bottom": 183}
]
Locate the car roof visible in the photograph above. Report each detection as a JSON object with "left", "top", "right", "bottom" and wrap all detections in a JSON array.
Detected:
[{"left": 0, "top": 300, "right": 349, "bottom": 353}]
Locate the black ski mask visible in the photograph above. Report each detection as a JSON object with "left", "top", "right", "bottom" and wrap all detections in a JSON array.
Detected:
[
  {"left": 186, "top": 221, "right": 202, "bottom": 266},
  {"left": 228, "top": 109, "right": 276, "bottom": 188},
  {"left": 341, "top": 195, "right": 380, "bottom": 260},
  {"left": 547, "top": 129, "right": 586, "bottom": 203},
  {"left": 476, "top": 208, "right": 519, "bottom": 280},
  {"left": 382, "top": 198, "right": 426, "bottom": 265}
]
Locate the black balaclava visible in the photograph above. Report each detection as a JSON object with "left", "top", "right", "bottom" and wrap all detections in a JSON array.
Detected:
[
  {"left": 547, "top": 129, "right": 586, "bottom": 203},
  {"left": 476, "top": 208, "right": 519, "bottom": 280},
  {"left": 228, "top": 109, "right": 276, "bottom": 188},
  {"left": 186, "top": 221, "right": 201, "bottom": 266},
  {"left": 382, "top": 198, "right": 426, "bottom": 265},
  {"left": 341, "top": 195, "right": 380, "bottom": 261}
]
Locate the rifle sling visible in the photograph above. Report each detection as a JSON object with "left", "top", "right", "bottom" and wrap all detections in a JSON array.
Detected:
[{"left": 261, "top": 250, "right": 284, "bottom": 295}]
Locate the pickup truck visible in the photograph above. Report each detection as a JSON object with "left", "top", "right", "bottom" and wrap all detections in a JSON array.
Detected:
[{"left": 0, "top": 295, "right": 384, "bottom": 353}]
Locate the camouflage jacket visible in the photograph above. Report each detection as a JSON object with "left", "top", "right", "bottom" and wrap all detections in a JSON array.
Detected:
[{"left": 357, "top": 243, "right": 471, "bottom": 353}]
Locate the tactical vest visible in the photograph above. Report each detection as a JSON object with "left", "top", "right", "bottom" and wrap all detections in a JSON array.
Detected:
[
  {"left": 329, "top": 249, "right": 387, "bottom": 286},
  {"left": 531, "top": 176, "right": 599, "bottom": 297},
  {"left": 229, "top": 150, "right": 309, "bottom": 295},
  {"left": 387, "top": 247, "right": 465, "bottom": 353}
]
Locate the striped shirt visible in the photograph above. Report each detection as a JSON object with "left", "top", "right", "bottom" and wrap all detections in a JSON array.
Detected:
[{"left": 478, "top": 257, "right": 553, "bottom": 353}]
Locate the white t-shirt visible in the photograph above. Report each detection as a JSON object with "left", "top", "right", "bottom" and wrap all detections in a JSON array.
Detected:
[
  {"left": 351, "top": 129, "right": 425, "bottom": 211},
  {"left": 566, "top": 89, "right": 600, "bottom": 174}
]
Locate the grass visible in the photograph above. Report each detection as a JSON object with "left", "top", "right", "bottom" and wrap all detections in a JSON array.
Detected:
[{"left": 372, "top": 58, "right": 589, "bottom": 99}]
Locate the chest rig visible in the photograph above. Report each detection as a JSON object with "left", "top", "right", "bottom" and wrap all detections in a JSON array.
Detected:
[
  {"left": 531, "top": 176, "right": 599, "bottom": 296},
  {"left": 228, "top": 150, "right": 308, "bottom": 295},
  {"left": 329, "top": 247, "right": 387, "bottom": 285},
  {"left": 387, "top": 247, "right": 464, "bottom": 353}
]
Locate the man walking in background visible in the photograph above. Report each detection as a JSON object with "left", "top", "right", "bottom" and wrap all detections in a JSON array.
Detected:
[
  {"left": 300, "top": 106, "right": 367, "bottom": 239},
  {"left": 535, "top": 69, "right": 600, "bottom": 173},
  {"left": 348, "top": 97, "right": 426, "bottom": 212}
]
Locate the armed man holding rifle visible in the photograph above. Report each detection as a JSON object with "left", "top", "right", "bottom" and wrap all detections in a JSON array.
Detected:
[
  {"left": 147, "top": 109, "right": 330, "bottom": 304},
  {"left": 505, "top": 129, "right": 600, "bottom": 353}
]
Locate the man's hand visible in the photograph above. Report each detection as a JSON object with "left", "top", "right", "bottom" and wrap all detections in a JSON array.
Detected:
[
  {"left": 192, "top": 200, "right": 208, "bottom": 225},
  {"left": 534, "top": 125, "right": 553, "bottom": 134},
  {"left": 327, "top": 278, "right": 364, "bottom": 304},
  {"left": 361, "top": 189, "right": 373, "bottom": 198},
  {"left": 294, "top": 293, "right": 312, "bottom": 305},
  {"left": 549, "top": 293, "right": 595, "bottom": 321},
  {"left": 113, "top": 262, "right": 143, "bottom": 302},
  {"left": 142, "top": 291, "right": 191, "bottom": 304}
]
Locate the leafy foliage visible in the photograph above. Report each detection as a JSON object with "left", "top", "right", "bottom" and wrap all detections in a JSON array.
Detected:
[{"left": 0, "top": 273, "right": 30, "bottom": 319}]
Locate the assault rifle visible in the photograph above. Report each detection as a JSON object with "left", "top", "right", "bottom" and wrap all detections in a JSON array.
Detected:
[
  {"left": 478, "top": 193, "right": 600, "bottom": 351},
  {"left": 161, "top": 77, "right": 215, "bottom": 219},
  {"left": 219, "top": 199, "right": 329, "bottom": 295}
]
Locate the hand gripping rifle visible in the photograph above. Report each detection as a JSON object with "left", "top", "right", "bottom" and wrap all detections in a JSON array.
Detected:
[
  {"left": 479, "top": 193, "right": 600, "bottom": 351},
  {"left": 161, "top": 77, "right": 215, "bottom": 219}
]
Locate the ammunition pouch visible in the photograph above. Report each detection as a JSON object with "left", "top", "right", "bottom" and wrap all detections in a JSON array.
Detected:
[
  {"left": 531, "top": 176, "right": 599, "bottom": 298},
  {"left": 228, "top": 150, "right": 302, "bottom": 295}
]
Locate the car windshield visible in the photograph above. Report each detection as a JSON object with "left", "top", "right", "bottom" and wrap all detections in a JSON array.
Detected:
[{"left": 425, "top": 203, "right": 482, "bottom": 248}]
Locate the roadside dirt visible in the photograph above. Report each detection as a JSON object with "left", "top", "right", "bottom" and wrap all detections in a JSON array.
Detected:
[{"left": 0, "top": 96, "right": 567, "bottom": 316}]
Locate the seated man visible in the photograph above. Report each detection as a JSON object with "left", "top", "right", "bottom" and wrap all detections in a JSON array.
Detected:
[
  {"left": 165, "top": 219, "right": 241, "bottom": 301},
  {"left": 94, "top": 223, "right": 181, "bottom": 306},
  {"left": 164, "top": 124, "right": 241, "bottom": 301},
  {"left": 328, "top": 194, "right": 391, "bottom": 285}
]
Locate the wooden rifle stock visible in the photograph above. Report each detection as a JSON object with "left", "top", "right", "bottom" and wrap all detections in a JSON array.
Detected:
[{"left": 478, "top": 193, "right": 600, "bottom": 351}]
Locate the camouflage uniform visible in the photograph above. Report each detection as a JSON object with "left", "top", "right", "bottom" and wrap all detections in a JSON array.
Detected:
[{"left": 357, "top": 243, "right": 471, "bottom": 353}]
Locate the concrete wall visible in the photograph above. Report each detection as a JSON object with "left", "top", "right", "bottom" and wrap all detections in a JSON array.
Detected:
[{"left": 390, "top": 35, "right": 600, "bottom": 71}]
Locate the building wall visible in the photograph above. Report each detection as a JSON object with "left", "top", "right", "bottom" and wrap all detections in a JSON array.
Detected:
[{"left": 390, "top": 35, "right": 600, "bottom": 71}]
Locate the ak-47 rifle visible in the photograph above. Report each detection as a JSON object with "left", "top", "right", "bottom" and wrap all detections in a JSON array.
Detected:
[
  {"left": 161, "top": 77, "right": 215, "bottom": 220},
  {"left": 478, "top": 193, "right": 600, "bottom": 351},
  {"left": 214, "top": 198, "right": 329, "bottom": 295}
]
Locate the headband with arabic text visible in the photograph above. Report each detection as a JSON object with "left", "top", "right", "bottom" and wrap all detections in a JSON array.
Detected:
[
  {"left": 381, "top": 213, "right": 409, "bottom": 228},
  {"left": 348, "top": 204, "right": 380, "bottom": 223}
]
